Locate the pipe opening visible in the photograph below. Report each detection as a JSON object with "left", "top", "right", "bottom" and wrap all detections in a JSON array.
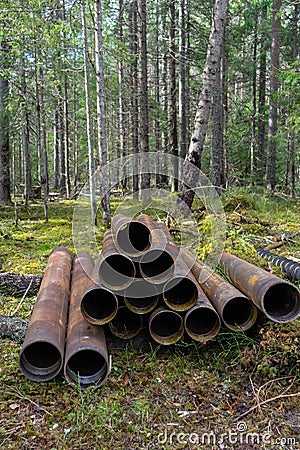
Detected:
[
  {"left": 117, "top": 222, "right": 150, "bottom": 255},
  {"left": 66, "top": 350, "right": 107, "bottom": 387},
  {"left": 164, "top": 277, "right": 197, "bottom": 309},
  {"left": 150, "top": 311, "right": 183, "bottom": 338},
  {"left": 21, "top": 342, "right": 61, "bottom": 377},
  {"left": 222, "top": 297, "right": 253, "bottom": 328},
  {"left": 263, "top": 284, "right": 300, "bottom": 321},
  {"left": 81, "top": 289, "right": 117, "bottom": 324},
  {"left": 140, "top": 249, "right": 174, "bottom": 280},
  {"left": 99, "top": 254, "right": 135, "bottom": 288},
  {"left": 125, "top": 281, "right": 158, "bottom": 312},
  {"left": 109, "top": 307, "right": 142, "bottom": 338},
  {"left": 185, "top": 307, "right": 219, "bottom": 336}
]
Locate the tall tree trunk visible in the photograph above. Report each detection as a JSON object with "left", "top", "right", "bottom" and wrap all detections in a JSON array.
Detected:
[
  {"left": 63, "top": 76, "right": 70, "bottom": 198},
  {"left": 178, "top": 0, "right": 228, "bottom": 210},
  {"left": 157, "top": 6, "right": 168, "bottom": 188},
  {"left": 21, "top": 60, "right": 32, "bottom": 205},
  {"left": 82, "top": 0, "right": 97, "bottom": 225},
  {"left": 118, "top": 0, "right": 127, "bottom": 192},
  {"left": 168, "top": 0, "right": 178, "bottom": 192},
  {"left": 138, "top": 0, "right": 150, "bottom": 199},
  {"left": 289, "top": 3, "right": 298, "bottom": 197},
  {"left": 221, "top": 15, "right": 228, "bottom": 186},
  {"left": 129, "top": 0, "right": 139, "bottom": 198},
  {"left": 62, "top": 0, "right": 71, "bottom": 199},
  {"left": 39, "top": 67, "right": 49, "bottom": 221},
  {"left": 73, "top": 72, "right": 79, "bottom": 190},
  {"left": 257, "top": 5, "right": 267, "bottom": 183},
  {"left": 95, "top": 0, "right": 110, "bottom": 224},
  {"left": 266, "top": 0, "right": 281, "bottom": 192},
  {"left": 0, "top": 39, "right": 12, "bottom": 206},
  {"left": 58, "top": 86, "right": 66, "bottom": 195},
  {"left": 154, "top": 0, "right": 162, "bottom": 188},
  {"left": 250, "top": 13, "right": 258, "bottom": 184},
  {"left": 53, "top": 109, "right": 60, "bottom": 190},
  {"left": 179, "top": 0, "right": 187, "bottom": 166},
  {"left": 210, "top": 48, "right": 225, "bottom": 190}
]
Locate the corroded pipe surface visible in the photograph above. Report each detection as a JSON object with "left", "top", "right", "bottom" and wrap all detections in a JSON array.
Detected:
[
  {"left": 109, "top": 306, "right": 143, "bottom": 339},
  {"left": 19, "top": 247, "right": 72, "bottom": 381},
  {"left": 81, "top": 259, "right": 118, "bottom": 325},
  {"left": 138, "top": 215, "right": 174, "bottom": 284},
  {"left": 257, "top": 249, "right": 300, "bottom": 281},
  {"left": 220, "top": 252, "right": 300, "bottom": 323},
  {"left": 98, "top": 230, "right": 136, "bottom": 291},
  {"left": 64, "top": 253, "right": 109, "bottom": 389},
  {"left": 184, "top": 284, "right": 221, "bottom": 342},
  {"left": 162, "top": 243, "right": 198, "bottom": 311},
  {"left": 112, "top": 214, "right": 151, "bottom": 258},
  {"left": 124, "top": 279, "right": 159, "bottom": 314},
  {"left": 181, "top": 248, "right": 257, "bottom": 331},
  {"left": 149, "top": 307, "right": 184, "bottom": 345},
  {"left": 141, "top": 224, "right": 198, "bottom": 310}
]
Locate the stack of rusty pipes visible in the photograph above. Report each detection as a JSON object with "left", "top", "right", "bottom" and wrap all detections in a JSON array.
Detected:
[
  {"left": 19, "top": 215, "right": 300, "bottom": 388},
  {"left": 81, "top": 214, "right": 299, "bottom": 345},
  {"left": 19, "top": 248, "right": 110, "bottom": 389}
]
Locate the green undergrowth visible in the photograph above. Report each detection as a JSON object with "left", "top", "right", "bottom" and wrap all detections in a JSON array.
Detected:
[{"left": 0, "top": 189, "right": 299, "bottom": 449}]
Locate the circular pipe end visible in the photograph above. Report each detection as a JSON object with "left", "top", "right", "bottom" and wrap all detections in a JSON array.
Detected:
[
  {"left": 222, "top": 297, "right": 258, "bottom": 331},
  {"left": 109, "top": 306, "right": 142, "bottom": 339},
  {"left": 149, "top": 309, "right": 184, "bottom": 345},
  {"left": 99, "top": 254, "right": 135, "bottom": 291},
  {"left": 163, "top": 277, "right": 198, "bottom": 311},
  {"left": 81, "top": 288, "right": 118, "bottom": 325},
  {"left": 184, "top": 306, "right": 221, "bottom": 342},
  {"left": 124, "top": 281, "right": 159, "bottom": 314},
  {"left": 116, "top": 221, "right": 151, "bottom": 257},
  {"left": 19, "top": 341, "right": 62, "bottom": 381},
  {"left": 262, "top": 283, "right": 300, "bottom": 323},
  {"left": 65, "top": 349, "right": 108, "bottom": 389},
  {"left": 139, "top": 249, "right": 174, "bottom": 284}
]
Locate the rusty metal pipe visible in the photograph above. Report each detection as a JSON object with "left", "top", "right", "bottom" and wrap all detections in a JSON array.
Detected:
[
  {"left": 149, "top": 307, "right": 184, "bottom": 345},
  {"left": 81, "top": 260, "right": 118, "bottom": 325},
  {"left": 98, "top": 230, "right": 136, "bottom": 291},
  {"left": 64, "top": 253, "right": 110, "bottom": 389},
  {"left": 19, "top": 247, "right": 72, "bottom": 381},
  {"left": 112, "top": 214, "right": 151, "bottom": 258},
  {"left": 109, "top": 306, "right": 143, "bottom": 339},
  {"left": 138, "top": 215, "right": 174, "bottom": 284},
  {"left": 181, "top": 248, "right": 257, "bottom": 331},
  {"left": 124, "top": 279, "right": 159, "bottom": 314},
  {"left": 220, "top": 252, "right": 300, "bottom": 323},
  {"left": 161, "top": 243, "right": 198, "bottom": 311},
  {"left": 184, "top": 285, "right": 221, "bottom": 342},
  {"left": 257, "top": 249, "right": 300, "bottom": 281}
]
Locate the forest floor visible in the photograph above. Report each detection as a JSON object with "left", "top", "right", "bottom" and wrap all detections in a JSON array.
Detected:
[{"left": 0, "top": 189, "right": 299, "bottom": 450}]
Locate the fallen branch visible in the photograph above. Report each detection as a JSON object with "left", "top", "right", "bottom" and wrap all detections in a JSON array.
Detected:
[
  {"left": 235, "top": 390, "right": 299, "bottom": 421},
  {"left": 233, "top": 212, "right": 270, "bottom": 227}
]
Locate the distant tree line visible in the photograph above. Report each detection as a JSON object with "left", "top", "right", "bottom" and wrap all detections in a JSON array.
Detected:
[{"left": 0, "top": 0, "right": 299, "bottom": 216}]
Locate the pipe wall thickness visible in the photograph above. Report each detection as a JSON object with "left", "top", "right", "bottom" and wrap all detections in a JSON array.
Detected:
[
  {"left": 220, "top": 252, "right": 300, "bottom": 323},
  {"left": 64, "top": 253, "right": 110, "bottom": 389},
  {"left": 181, "top": 248, "right": 257, "bottom": 331},
  {"left": 19, "top": 247, "right": 72, "bottom": 381}
]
